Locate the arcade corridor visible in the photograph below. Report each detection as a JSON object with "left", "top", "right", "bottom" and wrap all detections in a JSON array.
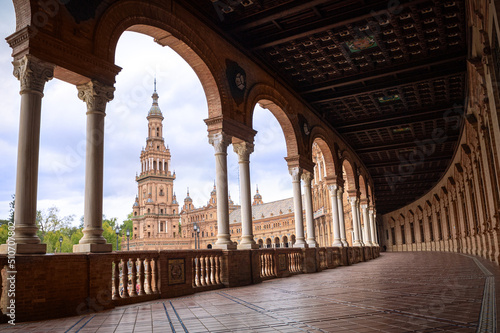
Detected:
[{"left": 1, "top": 252, "right": 497, "bottom": 332}]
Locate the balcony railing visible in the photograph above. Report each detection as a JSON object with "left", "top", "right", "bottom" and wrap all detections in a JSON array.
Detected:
[{"left": 1, "top": 246, "right": 380, "bottom": 323}]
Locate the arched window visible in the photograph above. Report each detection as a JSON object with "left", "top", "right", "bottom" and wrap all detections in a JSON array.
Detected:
[
  {"left": 156, "top": 127, "right": 160, "bottom": 136},
  {"left": 160, "top": 209, "right": 163, "bottom": 214},
  {"left": 134, "top": 212, "right": 137, "bottom": 216},
  {"left": 147, "top": 208, "right": 151, "bottom": 214}
]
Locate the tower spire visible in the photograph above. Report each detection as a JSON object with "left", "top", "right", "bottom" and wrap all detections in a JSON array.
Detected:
[{"left": 148, "top": 78, "right": 162, "bottom": 116}]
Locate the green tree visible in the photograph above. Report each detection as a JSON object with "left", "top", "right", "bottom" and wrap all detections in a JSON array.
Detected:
[
  {"left": 42, "top": 231, "right": 74, "bottom": 253},
  {"left": 121, "top": 213, "right": 134, "bottom": 237},
  {"left": 0, "top": 224, "right": 9, "bottom": 244},
  {"left": 36, "top": 206, "right": 74, "bottom": 238},
  {"left": 70, "top": 228, "right": 83, "bottom": 245},
  {"left": 103, "top": 219, "right": 121, "bottom": 251}
]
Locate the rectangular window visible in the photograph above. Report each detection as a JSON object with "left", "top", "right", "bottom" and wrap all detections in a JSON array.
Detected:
[
  {"left": 400, "top": 225, "right": 406, "bottom": 244},
  {"left": 391, "top": 227, "right": 396, "bottom": 245},
  {"left": 386, "top": 229, "right": 389, "bottom": 240}
]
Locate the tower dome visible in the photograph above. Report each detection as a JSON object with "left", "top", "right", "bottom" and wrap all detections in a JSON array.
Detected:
[
  {"left": 148, "top": 78, "right": 162, "bottom": 117},
  {"left": 253, "top": 185, "right": 263, "bottom": 205},
  {"left": 184, "top": 188, "right": 192, "bottom": 202}
]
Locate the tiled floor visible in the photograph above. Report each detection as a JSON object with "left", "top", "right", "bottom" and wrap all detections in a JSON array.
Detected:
[{"left": 2, "top": 252, "right": 499, "bottom": 332}]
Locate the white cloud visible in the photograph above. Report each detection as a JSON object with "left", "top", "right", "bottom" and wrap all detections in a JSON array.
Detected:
[{"left": 0, "top": 17, "right": 294, "bottom": 226}]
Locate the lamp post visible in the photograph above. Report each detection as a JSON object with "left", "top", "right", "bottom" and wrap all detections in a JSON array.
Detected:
[
  {"left": 126, "top": 229, "right": 130, "bottom": 251},
  {"left": 196, "top": 225, "right": 200, "bottom": 249},
  {"left": 59, "top": 236, "right": 63, "bottom": 253},
  {"left": 115, "top": 228, "right": 120, "bottom": 251},
  {"left": 193, "top": 223, "right": 198, "bottom": 249}
]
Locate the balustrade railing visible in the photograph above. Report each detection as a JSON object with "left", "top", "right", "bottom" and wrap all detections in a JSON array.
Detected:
[
  {"left": 111, "top": 252, "right": 159, "bottom": 301},
  {"left": 260, "top": 250, "right": 276, "bottom": 279},
  {"left": 192, "top": 251, "right": 223, "bottom": 288},
  {"left": 4, "top": 246, "right": 380, "bottom": 323},
  {"left": 288, "top": 250, "right": 303, "bottom": 273}
]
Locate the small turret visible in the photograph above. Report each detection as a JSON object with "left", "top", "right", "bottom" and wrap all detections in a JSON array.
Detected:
[{"left": 253, "top": 185, "right": 263, "bottom": 206}]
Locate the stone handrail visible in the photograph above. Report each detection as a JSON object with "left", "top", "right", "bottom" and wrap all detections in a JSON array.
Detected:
[{"left": 1, "top": 246, "right": 380, "bottom": 323}]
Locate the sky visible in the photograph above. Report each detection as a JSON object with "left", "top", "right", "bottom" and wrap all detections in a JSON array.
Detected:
[{"left": 0, "top": 3, "right": 292, "bottom": 225}]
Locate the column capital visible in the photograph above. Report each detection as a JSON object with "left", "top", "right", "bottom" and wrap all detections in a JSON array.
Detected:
[
  {"left": 301, "top": 170, "right": 313, "bottom": 184},
  {"left": 349, "top": 196, "right": 357, "bottom": 205},
  {"left": 209, "top": 132, "right": 232, "bottom": 154},
  {"left": 337, "top": 185, "right": 344, "bottom": 195},
  {"left": 289, "top": 166, "right": 303, "bottom": 182},
  {"left": 360, "top": 203, "right": 368, "bottom": 210},
  {"left": 13, "top": 55, "right": 54, "bottom": 95},
  {"left": 327, "top": 184, "right": 338, "bottom": 193},
  {"left": 233, "top": 141, "right": 254, "bottom": 162},
  {"left": 77, "top": 80, "right": 115, "bottom": 114}
]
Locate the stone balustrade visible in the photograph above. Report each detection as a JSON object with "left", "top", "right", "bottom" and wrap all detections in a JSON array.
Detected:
[{"left": 0, "top": 246, "right": 380, "bottom": 323}]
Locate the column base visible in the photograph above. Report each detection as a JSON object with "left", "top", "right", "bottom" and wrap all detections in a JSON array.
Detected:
[
  {"left": 238, "top": 242, "right": 259, "bottom": 249},
  {"left": 213, "top": 243, "right": 237, "bottom": 250},
  {"left": 0, "top": 243, "right": 47, "bottom": 254},
  {"left": 293, "top": 243, "right": 309, "bottom": 248},
  {"left": 332, "top": 241, "right": 343, "bottom": 247},
  {"left": 353, "top": 241, "right": 363, "bottom": 247},
  {"left": 306, "top": 240, "right": 317, "bottom": 247},
  {"left": 73, "top": 243, "right": 112, "bottom": 253},
  {"left": 341, "top": 240, "right": 348, "bottom": 247}
]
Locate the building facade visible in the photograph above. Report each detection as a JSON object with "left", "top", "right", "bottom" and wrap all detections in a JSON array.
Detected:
[
  {"left": 131, "top": 83, "right": 181, "bottom": 243},
  {"left": 129, "top": 124, "right": 377, "bottom": 250}
]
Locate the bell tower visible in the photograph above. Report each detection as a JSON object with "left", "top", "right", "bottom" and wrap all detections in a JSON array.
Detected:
[{"left": 132, "top": 80, "right": 180, "bottom": 242}]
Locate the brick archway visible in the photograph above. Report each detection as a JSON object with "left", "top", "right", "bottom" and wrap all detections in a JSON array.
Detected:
[
  {"left": 245, "top": 84, "right": 300, "bottom": 158},
  {"left": 92, "top": 1, "right": 228, "bottom": 119},
  {"left": 342, "top": 158, "right": 358, "bottom": 194},
  {"left": 311, "top": 136, "right": 337, "bottom": 180}
]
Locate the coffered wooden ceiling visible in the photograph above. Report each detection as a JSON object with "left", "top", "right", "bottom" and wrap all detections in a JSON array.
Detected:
[{"left": 185, "top": 0, "right": 466, "bottom": 214}]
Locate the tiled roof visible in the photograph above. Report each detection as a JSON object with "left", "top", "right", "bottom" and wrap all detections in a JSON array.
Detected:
[{"left": 229, "top": 196, "right": 305, "bottom": 224}]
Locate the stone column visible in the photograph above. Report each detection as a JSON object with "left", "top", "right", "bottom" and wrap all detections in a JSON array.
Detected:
[
  {"left": 361, "top": 203, "right": 372, "bottom": 246},
  {"left": 209, "top": 132, "right": 236, "bottom": 249},
  {"left": 355, "top": 199, "right": 365, "bottom": 246},
  {"left": 369, "top": 208, "right": 378, "bottom": 246},
  {"left": 74, "top": 80, "right": 114, "bottom": 253},
  {"left": 0, "top": 55, "right": 54, "bottom": 254},
  {"left": 290, "top": 167, "right": 307, "bottom": 247},
  {"left": 233, "top": 141, "right": 258, "bottom": 249},
  {"left": 337, "top": 187, "right": 348, "bottom": 246},
  {"left": 350, "top": 197, "right": 362, "bottom": 246},
  {"left": 328, "top": 185, "right": 343, "bottom": 247},
  {"left": 302, "top": 171, "right": 317, "bottom": 247}
]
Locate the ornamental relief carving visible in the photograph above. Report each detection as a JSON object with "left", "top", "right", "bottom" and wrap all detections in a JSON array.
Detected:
[
  {"left": 77, "top": 80, "right": 115, "bottom": 113},
  {"left": 13, "top": 55, "right": 54, "bottom": 94},
  {"left": 289, "top": 167, "right": 302, "bottom": 182},
  {"left": 208, "top": 132, "right": 232, "bottom": 154}
]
